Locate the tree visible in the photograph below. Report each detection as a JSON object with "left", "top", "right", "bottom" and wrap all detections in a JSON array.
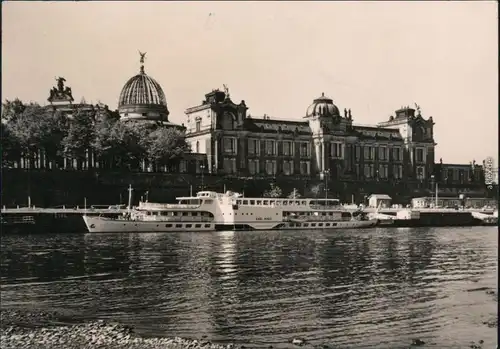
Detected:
[
  {"left": 310, "top": 184, "right": 322, "bottom": 198},
  {"left": 263, "top": 183, "right": 282, "bottom": 198},
  {"left": 7, "top": 103, "right": 67, "bottom": 167},
  {"left": 1, "top": 123, "right": 21, "bottom": 167},
  {"left": 62, "top": 108, "right": 95, "bottom": 168},
  {"left": 146, "top": 127, "right": 191, "bottom": 171},
  {"left": 1, "top": 98, "right": 26, "bottom": 124},
  {"left": 288, "top": 188, "right": 302, "bottom": 199}
]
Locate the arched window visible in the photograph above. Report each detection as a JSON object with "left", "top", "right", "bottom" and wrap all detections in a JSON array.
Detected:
[{"left": 196, "top": 141, "right": 200, "bottom": 153}]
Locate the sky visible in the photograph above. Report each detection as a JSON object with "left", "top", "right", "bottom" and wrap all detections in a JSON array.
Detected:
[{"left": 2, "top": 1, "right": 498, "bottom": 165}]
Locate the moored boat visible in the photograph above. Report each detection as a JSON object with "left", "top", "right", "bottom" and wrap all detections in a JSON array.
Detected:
[
  {"left": 213, "top": 191, "right": 378, "bottom": 231},
  {"left": 83, "top": 186, "right": 217, "bottom": 233}
]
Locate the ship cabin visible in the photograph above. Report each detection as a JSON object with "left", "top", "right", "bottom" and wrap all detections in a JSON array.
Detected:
[{"left": 232, "top": 197, "right": 341, "bottom": 210}]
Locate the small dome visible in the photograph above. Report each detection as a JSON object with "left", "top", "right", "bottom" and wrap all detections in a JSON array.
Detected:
[
  {"left": 306, "top": 92, "right": 340, "bottom": 118},
  {"left": 118, "top": 54, "right": 169, "bottom": 122}
]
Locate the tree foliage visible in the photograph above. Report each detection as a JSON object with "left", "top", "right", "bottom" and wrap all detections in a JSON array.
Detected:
[
  {"left": 288, "top": 188, "right": 302, "bottom": 199},
  {"left": 62, "top": 109, "right": 95, "bottom": 162},
  {"left": 263, "top": 183, "right": 283, "bottom": 198},
  {"left": 146, "top": 127, "right": 191, "bottom": 170},
  {"left": 3, "top": 98, "right": 192, "bottom": 171},
  {"left": 6, "top": 103, "right": 67, "bottom": 164}
]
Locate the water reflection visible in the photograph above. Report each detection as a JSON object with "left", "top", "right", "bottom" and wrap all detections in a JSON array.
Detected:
[{"left": 0, "top": 227, "right": 497, "bottom": 348}]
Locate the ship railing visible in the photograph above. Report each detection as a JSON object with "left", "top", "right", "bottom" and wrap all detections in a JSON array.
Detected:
[
  {"left": 286, "top": 215, "right": 352, "bottom": 222},
  {"left": 137, "top": 203, "right": 201, "bottom": 210},
  {"left": 309, "top": 205, "right": 345, "bottom": 210},
  {"left": 136, "top": 216, "right": 213, "bottom": 222}
]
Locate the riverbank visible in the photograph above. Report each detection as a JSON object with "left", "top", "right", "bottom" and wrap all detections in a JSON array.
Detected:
[{"left": 0, "top": 309, "right": 241, "bottom": 349}]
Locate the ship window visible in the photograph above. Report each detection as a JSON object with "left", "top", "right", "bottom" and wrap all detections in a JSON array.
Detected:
[
  {"left": 204, "top": 224, "right": 211, "bottom": 228},
  {"left": 250, "top": 200, "right": 255, "bottom": 205},
  {"left": 205, "top": 199, "right": 213, "bottom": 204},
  {"left": 304, "top": 223, "right": 309, "bottom": 227},
  {"left": 243, "top": 200, "right": 248, "bottom": 205},
  {"left": 182, "top": 212, "right": 189, "bottom": 216},
  {"left": 270, "top": 201, "right": 275, "bottom": 205},
  {"left": 237, "top": 200, "right": 242, "bottom": 205},
  {"left": 283, "top": 201, "right": 288, "bottom": 206},
  {"left": 192, "top": 212, "right": 198, "bottom": 216},
  {"left": 325, "top": 223, "right": 330, "bottom": 227},
  {"left": 165, "top": 224, "right": 172, "bottom": 228},
  {"left": 175, "top": 224, "right": 182, "bottom": 228},
  {"left": 332, "top": 223, "right": 337, "bottom": 227},
  {"left": 257, "top": 200, "right": 262, "bottom": 205},
  {"left": 318, "top": 223, "right": 323, "bottom": 227},
  {"left": 301, "top": 201, "right": 306, "bottom": 205},
  {"left": 195, "top": 224, "right": 202, "bottom": 228},
  {"left": 263, "top": 200, "right": 269, "bottom": 205},
  {"left": 186, "top": 224, "right": 192, "bottom": 228}
]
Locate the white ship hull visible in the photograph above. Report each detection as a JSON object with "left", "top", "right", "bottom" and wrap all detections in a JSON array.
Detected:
[
  {"left": 83, "top": 215, "right": 214, "bottom": 233},
  {"left": 217, "top": 219, "right": 378, "bottom": 231}
]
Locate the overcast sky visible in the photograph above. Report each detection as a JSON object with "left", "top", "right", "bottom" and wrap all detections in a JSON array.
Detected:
[{"left": 2, "top": 1, "right": 498, "bottom": 165}]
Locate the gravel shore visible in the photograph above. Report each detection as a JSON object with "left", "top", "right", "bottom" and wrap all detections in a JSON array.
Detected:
[{"left": 0, "top": 309, "right": 242, "bottom": 349}]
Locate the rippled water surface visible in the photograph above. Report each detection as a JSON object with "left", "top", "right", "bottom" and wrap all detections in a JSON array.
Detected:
[{"left": 1, "top": 227, "right": 498, "bottom": 348}]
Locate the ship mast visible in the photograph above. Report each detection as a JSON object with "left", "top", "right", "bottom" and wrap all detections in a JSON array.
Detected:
[{"left": 127, "top": 184, "right": 133, "bottom": 212}]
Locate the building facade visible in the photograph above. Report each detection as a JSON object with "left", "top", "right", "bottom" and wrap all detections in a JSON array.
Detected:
[{"left": 185, "top": 88, "right": 436, "bottom": 184}]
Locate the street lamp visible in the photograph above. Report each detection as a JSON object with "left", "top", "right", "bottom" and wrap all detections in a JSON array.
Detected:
[
  {"left": 200, "top": 163, "right": 205, "bottom": 190},
  {"left": 431, "top": 174, "right": 438, "bottom": 207},
  {"left": 324, "top": 169, "right": 330, "bottom": 200}
]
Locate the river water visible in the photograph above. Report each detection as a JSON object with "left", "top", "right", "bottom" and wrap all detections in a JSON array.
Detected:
[{"left": 1, "top": 227, "right": 497, "bottom": 348}]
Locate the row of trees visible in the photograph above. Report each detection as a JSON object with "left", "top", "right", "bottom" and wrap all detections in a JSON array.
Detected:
[
  {"left": 1, "top": 99, "right": 191, "bottom": 170},
  {"left": 262, "top": 184, "right": 305, "bottom": 199}
]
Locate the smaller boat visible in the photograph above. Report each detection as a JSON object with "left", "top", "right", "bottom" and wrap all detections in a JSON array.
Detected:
[{"left": 83, "top": 186, "right": 217, "bottom": 233}]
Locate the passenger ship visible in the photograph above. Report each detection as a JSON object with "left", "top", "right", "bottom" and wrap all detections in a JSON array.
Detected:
[
  {"left": 212, "top": 191, "right": 377, "bottom": 231},
  {"left": 83, "top": 186, "right": 217, "bottom": 233},
  {"left": 83, "top": 187, "right": 377, "bottom": 233}
]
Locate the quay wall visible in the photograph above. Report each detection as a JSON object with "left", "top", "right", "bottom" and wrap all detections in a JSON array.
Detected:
[{"left": 0, "top": 169, "right": 466, "bottom": 208}]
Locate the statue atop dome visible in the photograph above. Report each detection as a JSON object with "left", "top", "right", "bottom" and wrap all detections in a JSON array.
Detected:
[{"left": 139, "top": 50, "right": 147, "bottom": 74}]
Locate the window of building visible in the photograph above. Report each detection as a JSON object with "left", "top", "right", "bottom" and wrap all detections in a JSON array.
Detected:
[
  {"left": 265, "top": 160, "right": 277, "bottom": 175},
  {"left": 355, "top": 146, "right": 361, "bottom": 160},
  {"left": 179, "top": 160, "right": 187, "bottom": 173},
  {"left": 283, "top": 160, "right": 294, "bottom": 175},
  {"left": 283, "top": 141, "right": 293, "bottom": 156},
  {"left": 224, "top": 158, "right": 237, "bottom": 174},
  {"left": 392, "top": 164, "right": 403, "bottom": 179},
  {"left": 416, "top": 148, "right": 424, "bottom": 163},
  {"left": 299, "top": 142, "right": 310, "bottom": 157},
  {"left": 416, "top": 166, "right": 425, "bottom": 180},
  {"left": 224, "top": 137, "right": 237, "bottom": 154},
  {"left": 331, "top": 143, "right": 343, "bottom": 159},
  {"left": 265, "top": 140, "right": 276, "bottom": 156},
  {"left": 196, "top": 141, "right": 200, "bottom": 153},
  {"left": 248, "top": 159, "right": 260, "bottom": 174},
  {"left": 393, "top": 147, "right": 401, "bottom": 161},
  {"left": 248, "top": 139, "right": 260, "bottom": 155},
  {"left": 379, "top": 164, "right": 389, "bottom": 178},
  {"left": 196, "top": 120, "right": 201, "bottom": 132},
  {"left": 300, "top": 161, "right": 310, "bottom": 175},
  {"left": 364, "top": 164, "right": 371, "bottom": 178},
  {"left": 379, "top": 147, "right": 387, "bottom": 161}
]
